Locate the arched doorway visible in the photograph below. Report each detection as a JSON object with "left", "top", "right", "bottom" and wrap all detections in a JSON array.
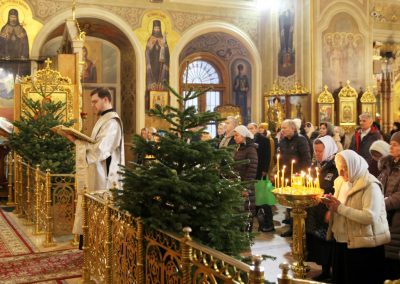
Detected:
[{"left": 171, "top": 22, "right": 262, "bottom": 123}]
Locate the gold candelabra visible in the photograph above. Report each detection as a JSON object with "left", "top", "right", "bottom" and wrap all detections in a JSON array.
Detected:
[{"left": 273, "top": 156, "right": 323, "bottom": 279}]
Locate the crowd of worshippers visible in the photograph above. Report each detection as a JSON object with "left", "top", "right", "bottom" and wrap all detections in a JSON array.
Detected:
[{"left": 140, "top": 114, "right": 400, "bottom": 283}]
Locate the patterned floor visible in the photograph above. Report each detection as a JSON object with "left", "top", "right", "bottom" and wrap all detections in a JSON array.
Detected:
[
  {"left": 0, "top": 249, "right": 83, "bottom": 284},
  {"left": 0, "top": 207, "right": 83, "bottom": 284},
  {"left": 0, "top": 209, "right": 35, "bottom": 257}
]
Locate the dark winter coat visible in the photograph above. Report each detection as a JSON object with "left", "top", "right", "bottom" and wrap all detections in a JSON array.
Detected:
[
  {"left": 378, "top": 155, "right": 400, "bottom": 259},
  {"left": 253, "top": 133, "right": 271, "bottom": 179},
  {"left": 306, "top": 157, "right": 338, "bottom": 265},
  {"left": 278, "top": 133, "right": 312, "bottom": 176},
  {"left": 306, "top": 157, "right": 338, "bottom": 235},
  {"left": 349, "top": 126, "right": 381, "bottom": 176},
  {"left": 234, "top": 138, "right": 258, "bottom": 215}
]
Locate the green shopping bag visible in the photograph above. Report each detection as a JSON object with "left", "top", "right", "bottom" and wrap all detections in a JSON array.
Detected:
[{"left": 255, "top": 178, "right": 276, "bottom": 206}]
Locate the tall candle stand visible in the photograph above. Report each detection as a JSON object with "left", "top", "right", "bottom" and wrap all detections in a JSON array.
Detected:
[{"left": 272, "top": 172, "right": 323, "bottom": 279}]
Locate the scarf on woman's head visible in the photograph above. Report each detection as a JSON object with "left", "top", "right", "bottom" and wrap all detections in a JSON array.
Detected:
[
  {"left": 336, "top": 150, "right": 369, "bottom": 183},
  {"left": 314, "top": 135, "right": 338, "bottom": 162}
]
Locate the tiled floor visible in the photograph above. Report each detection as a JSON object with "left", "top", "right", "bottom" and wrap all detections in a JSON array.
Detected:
[{"left": 251, "top": 205, "right": 321, "bottom": 283}]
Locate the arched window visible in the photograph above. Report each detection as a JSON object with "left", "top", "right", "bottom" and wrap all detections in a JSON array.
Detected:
[{"left": 181, "top": 59, "right": 225, "bottom": 137}]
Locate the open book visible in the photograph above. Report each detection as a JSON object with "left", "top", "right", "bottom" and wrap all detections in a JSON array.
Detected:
[{"left": 51, "top": 125, "right": 95, "bottom": 144}]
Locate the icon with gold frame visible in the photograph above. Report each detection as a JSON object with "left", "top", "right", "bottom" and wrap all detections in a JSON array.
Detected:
[{"left": 150, "top": 91, "right": 169, "bottom": 109}]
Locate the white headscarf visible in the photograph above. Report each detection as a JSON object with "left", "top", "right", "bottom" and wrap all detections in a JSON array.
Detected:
[
  {"left": 336, "top": 150, "right": 369, "bottom": 183},
  {"left": 369, "top": 140, "right": 390, "bottom": 158},
  {"left": 314, "top": 135, "right": 338, "bottom": 162},
  {"left": 234, "top": 125, "right": 254, "bottom": 139},
  {"left": 0, "top": 118, "right": 13, "bottom": 134}
]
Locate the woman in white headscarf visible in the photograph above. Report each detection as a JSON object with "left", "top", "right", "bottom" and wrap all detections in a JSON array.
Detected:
[
  {"left": 323, "top": 150, "right": 390, "bottom": 284},
  {"left": 233, "top": 125, "right": 258, "bottom": 232},
  {"left": 306, "top": 135, "right": 338, "bottom": 281}
]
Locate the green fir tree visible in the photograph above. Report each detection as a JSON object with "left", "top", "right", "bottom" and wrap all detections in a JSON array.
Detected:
[
  {"left": 116, "top": 84, "right": 253, "bottom": 256},
  {"left": 9, "top": 91, "right": 75, "bottom": 174}
]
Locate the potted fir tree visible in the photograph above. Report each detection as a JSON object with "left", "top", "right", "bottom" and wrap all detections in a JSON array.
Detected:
[
  {"left": 9, "top": 92, "right": 75, "bottom": 174},
  {"left": 116, "top": 84, "right": 253, "bottom": 256}
]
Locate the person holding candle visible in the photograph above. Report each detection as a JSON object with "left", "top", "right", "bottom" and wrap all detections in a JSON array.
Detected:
[
  {"left": 306, "top": 135, "right": 338, "bottom": 281},
  {"left": 278, "top": 119, "right": 312, "bottom": 237},
  {"left": 322, "top": 150, "right": 390, "bottom": 284}
]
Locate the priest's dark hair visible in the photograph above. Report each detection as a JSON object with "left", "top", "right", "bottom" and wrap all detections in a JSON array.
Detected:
[{"left": 90, "top": 87, "right": 112, "bottom": 102}]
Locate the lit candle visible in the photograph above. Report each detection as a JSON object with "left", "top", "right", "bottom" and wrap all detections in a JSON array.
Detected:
[
  {"left": 282, "top": 165, "right": 286, "bottom": 188},
  {"left": 277, "top": 169, "right": 280, "bottom": 188},
  {"left": 291, "top": 160, "right": 295, "bottom": 185},
  {"left": 285, "top": 178, "right": 288, "bottom": 187},
  {"left": 274, "top": 174, "right": 277, "bottom": 187},
  {"left": 277, "top": 154, "right": 280, "bottom": 188},
  {"left": 277, "top": 154, "right": 280, "bottom": 172},
  {"left": 315, "top": 167, "right": 320, "bottom": 188}
]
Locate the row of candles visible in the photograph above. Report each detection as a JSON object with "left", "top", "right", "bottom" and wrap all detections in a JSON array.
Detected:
[{"left": 274, "top": 154, "right": 320, "bottom": 189}]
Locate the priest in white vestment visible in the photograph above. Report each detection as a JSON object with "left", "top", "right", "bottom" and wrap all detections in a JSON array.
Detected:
[{"left": 67, "top": 87, "right": 124, "bottom": 240}]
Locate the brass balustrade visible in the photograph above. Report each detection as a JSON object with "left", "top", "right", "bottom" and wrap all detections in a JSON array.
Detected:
[
  {"left": 82, "top": 193, "right": 265, "bottom": 284},
  {"left": 6, "top": 153, "right": 76, "bottom": 246}
]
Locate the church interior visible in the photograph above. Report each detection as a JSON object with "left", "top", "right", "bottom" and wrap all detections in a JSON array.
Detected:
[{"left": 0, "top": 0, "right": 400, "bottom": 283}]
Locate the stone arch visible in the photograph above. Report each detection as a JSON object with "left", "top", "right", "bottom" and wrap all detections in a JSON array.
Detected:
[
  {"left": 31, "top": 6, "right": 145, "bottom": 133},
  {"left": 170, "top": 21, "right": 262, "bottom": 123}
]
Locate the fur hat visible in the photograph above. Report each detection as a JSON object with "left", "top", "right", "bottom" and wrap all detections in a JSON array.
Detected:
[
  {"left": 369, "top": 140, "right": 390, "bottom": 157},
  {"left": 391, "top": 131, "right": 400, "bottom": 145},
  {"left": 234, "top": 125, "right": 254, "bottom": 139}
]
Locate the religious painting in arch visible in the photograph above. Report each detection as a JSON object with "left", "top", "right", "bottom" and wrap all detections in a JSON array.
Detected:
[
  {"left": 322, "top": 13, "right": 365, "bottom": 92},
  {"left": 289, "top": 95, "right": 310, "bottom": 123},
  {"left": 0, "top": 3, "right": 42, "bottom": 121},
  {"left": 278, "top": 0, "right": 295, "bottom": 77},
  {"left": 231, "top": 59, "right": 251, "bottom": 124},
  {"left": 81, "top": 41, "right": 103, "bottom": 84},
  {"left": 145, "top": 19, "right": 170, "bottom": 109}
]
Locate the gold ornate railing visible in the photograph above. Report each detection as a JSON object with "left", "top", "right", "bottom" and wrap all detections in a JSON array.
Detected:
[
  {"left": 6, "top": 152, "right": 76, "bottom": 246},
  {"left": 82, "top": 193, "right": 265, "bottom": 284}
]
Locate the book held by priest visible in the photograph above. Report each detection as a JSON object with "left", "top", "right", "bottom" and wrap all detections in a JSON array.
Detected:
[{"left": 51, "top": 125, "right": 95, "bottom": 144}]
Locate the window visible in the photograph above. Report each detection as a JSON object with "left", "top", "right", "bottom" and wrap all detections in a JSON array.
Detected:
[{"left": 181, "top": 60, "right": 224, "bottom": 137}]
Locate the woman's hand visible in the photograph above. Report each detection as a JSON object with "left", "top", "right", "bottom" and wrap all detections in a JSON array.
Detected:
[{"left": 321, "top": 193, "right": 341, "bottom": 213}]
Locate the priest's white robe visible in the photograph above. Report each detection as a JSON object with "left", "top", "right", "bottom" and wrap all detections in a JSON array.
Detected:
[{"left": 72, "top": 111, "right": 125, "bottom": 234}]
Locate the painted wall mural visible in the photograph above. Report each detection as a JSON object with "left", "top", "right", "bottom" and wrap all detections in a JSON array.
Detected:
[
  {"left": 278, "top": 2, "right": 295, "bottom": 77},
  {"left": 134, "top": 10, "right": 180, "bottom": 110},
  {"left": 0, "top": 0, "right": 42, "bottom": 121},
  {"left": 231, "top": 59, "right": 251, "bottom": 124},
  {"left": 322, "top": 13, "right": 365, "bottom": 92},
  {"left": 179, "top": 33, "right": 248, "bottom": 63}
]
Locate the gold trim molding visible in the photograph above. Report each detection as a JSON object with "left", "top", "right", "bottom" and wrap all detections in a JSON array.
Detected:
[
  {"left": 360, "top": 87, "right": 377, "bottom": 103},
  {"left": 17, "top": 58, "right": 75, "bottom": 123},
  {"left": 317, "top": 85, "right": 334, "bottom": 103},
  {"left": 338, "top": 80, "right": 358, "bottom": 98}
]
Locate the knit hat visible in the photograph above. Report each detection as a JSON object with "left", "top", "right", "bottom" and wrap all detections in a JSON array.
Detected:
[
  {"left": 234, "top": 125, "right": 254, "bottom": 139},
  {"left": 0, "top": 118, "right": 13, "bottom": 134},
  {"left": 391, "top": 131, "right": 400, "bottom": 145},
  {"left": 369, "top": 140, "right": 390, "bottom": 157}
]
